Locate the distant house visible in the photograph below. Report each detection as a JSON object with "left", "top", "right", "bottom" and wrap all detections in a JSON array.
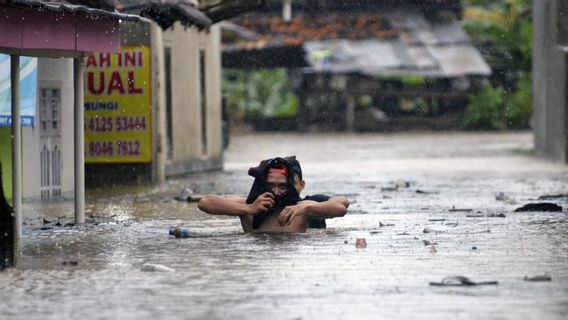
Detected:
[{"left": 222, "top": 0, "right": 491, "bottom": 131}]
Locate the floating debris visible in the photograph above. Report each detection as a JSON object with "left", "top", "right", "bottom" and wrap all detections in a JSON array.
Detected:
[
  {"left": 524, "top": 273, "right": 552, "bottom": 282},
  {"left": 369, "top": 230, "right": 381, "bottom": 235},
  {"left": 495, "top": 192, "right": 509, "bottom": 201},
  {"left": 428, "top": 218, "right": 446, "bottom": 222},
  {"left": 141, "top": 263, "right": 175, "bottom": 272},
  {"left": 394, "top": 180, "right": 411, "bottom": 188},
  {"left": 515, "top": 203, "right": 563, "bottom": 212},
  {"left": 430, "top": 276, "right": 498, "bottom": 287},
  {"left": 169, "top": 227, "right": 190, "bottom": 238},
  {"left": 487, "top": 213, "right": 506, "bottom": 218},
  {"left": 538, "top": 194, "right": 568, "bottom": 200},
  {"left": 423, "top": 240, "right": 437, "bottom": 246},
  {"left": 379, "top": 221, "right": 395, "bottom": 227},
  {"left": 472, "top": 246, "right": 478, "bottom": 250},
  {"left": 62, "top": 261, "right": 79, "bottom": 266},
  {"left": 423, "top": 227, "right": 444, "bottom": 234},
  {"left": 466, "top": 214, "right": 484, "bottom": 218},
  {"left": 416, "top": 189, "right": 438, "bottom": 194},
  {"left": 449, "top": 206, "right": 473, "bottom": 212},
  {"left": 174, "top": 188, "right": 193, "bottom": 201},
  {"left": 355, "top": 238, "right": 367, "bottom": 249}
]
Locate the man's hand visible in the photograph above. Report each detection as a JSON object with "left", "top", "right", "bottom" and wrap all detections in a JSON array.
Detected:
[
  {"left": 278, "top": 198, "right": 349, "bottom": 226},
  {"left": 249, "top": 192, "right": 274, "bottom": 215},
  {"left": 278, "top": 202, "right": 311, "bottom": 226}
]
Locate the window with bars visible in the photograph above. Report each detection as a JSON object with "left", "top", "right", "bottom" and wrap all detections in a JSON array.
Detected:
[{"left": 39, "top": 88, "right": 61, "bottom": 135}]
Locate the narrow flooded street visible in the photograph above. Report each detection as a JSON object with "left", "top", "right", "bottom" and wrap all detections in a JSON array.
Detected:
[{"left": 1, "top": 132, "right": 568, "bottom": 319}]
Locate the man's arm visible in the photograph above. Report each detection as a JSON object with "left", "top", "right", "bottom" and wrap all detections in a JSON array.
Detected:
[
  {"left": 197, "top": 192, "right": 274, "bottom": 216},
  {"left": 278, "top": 196, "right": 349, "bottom": 226}
]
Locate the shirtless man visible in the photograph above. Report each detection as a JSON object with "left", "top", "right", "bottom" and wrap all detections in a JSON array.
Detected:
[{"left": 197, "top": 157, "right": 349, "bottom": 233}]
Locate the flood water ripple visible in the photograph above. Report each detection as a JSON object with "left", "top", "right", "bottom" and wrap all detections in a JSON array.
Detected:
[{"left": 1, "top": 132, "right": 568, "bottom": 319}]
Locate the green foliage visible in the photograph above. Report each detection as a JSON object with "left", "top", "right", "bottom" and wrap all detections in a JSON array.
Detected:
[
  {"left": 464, "top": 75, "right": 532, "bottom": 130},
  {"left": 504, "top": 74, "right": 532, "bottom": 129},
  {"left": 223, "top": 69, "right": 299, "bottom": 119},
  {"left": 462, "top": 0, "right": 533, "bottom": 130},
  {"left": 464, "top": 85, "right": 507, "bottom": 130},
  {"left": 0, "top": 127, "right": 11, "bottom": 203},
  {"left": 374, "top": 75, "right": 428, "bottom": 89},
  {"left": 462, "top": 0, "right": 532, "bottom": 77},
  {"left": 400, "top": 75, "right": 427, "bottom": 87}
]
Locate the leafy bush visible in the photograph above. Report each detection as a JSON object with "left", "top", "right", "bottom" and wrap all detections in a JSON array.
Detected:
[
  {"left": 223, "top": 69, "right": 299, "bottom": 119},
  {"left": 504, "top": 74, "right": 532, "bottom": 129},
  {"left": 464, "top": 85, "right": 507, "bottom": 130},
  {"left": 464, "top": 76, "right": 532, "bottom": 130}
]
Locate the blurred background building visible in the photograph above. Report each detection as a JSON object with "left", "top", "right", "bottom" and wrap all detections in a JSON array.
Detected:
[{"left": 222, "top": 0, "right": 492, "bottom": 132}]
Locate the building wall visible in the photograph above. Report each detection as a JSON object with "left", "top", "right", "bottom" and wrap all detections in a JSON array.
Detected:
[
  {"left": 204, "top": 25, "right": 224, "bottom": 159},
  {"left": 22, "top": 58, "right": 74, "bottom": 199},
  {"left": 163, "top": 23, "right": 223, "bottom": 176},
  {"left": 533, "top": 0, "right": 568, "bottom": 162}
]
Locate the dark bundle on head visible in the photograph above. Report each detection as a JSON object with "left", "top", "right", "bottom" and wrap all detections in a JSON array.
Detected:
[{"left": 246, "top": 156, "right": 302, "bottom": 229}]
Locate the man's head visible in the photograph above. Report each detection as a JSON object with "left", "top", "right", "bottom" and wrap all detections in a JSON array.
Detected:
[
  {"left": 266, "top": 164, "right": 289, "bottom": 197},
  {"left": 264, "top": 157, "right": 305, "bottom": 196}
]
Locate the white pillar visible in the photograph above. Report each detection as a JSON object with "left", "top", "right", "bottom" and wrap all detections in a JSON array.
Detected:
[
  {"left": 151, "top": 23, "right": 167, "bottom": 183},
  {"left": 10, "top": 55, "right": 22, "bottom": 254},
  {"left": 73, "top": 57, "right": 85, "bottom": 224}
]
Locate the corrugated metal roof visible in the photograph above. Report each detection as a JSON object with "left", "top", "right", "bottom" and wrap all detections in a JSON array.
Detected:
[
  {"left": 386, "top": 10, "right": 469, "bottom": 46},
  {"left": 300, "top": 11, "right": 490, "bottom": 77},
  {"left": 304, "top": 40, "right": 491, "bottom": 77},
  {"left": 8, "top": 0, "right": 150, "bottom": 22},
  {"left": 428, "top": 45, "right": 491, "bottom": 77}
]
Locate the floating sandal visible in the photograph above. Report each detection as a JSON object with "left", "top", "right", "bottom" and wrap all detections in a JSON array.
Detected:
[{"left": 430, "top": 276, "right": 498, "bottom": 287}]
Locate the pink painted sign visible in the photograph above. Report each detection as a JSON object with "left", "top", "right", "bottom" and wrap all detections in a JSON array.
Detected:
[{"left": 0, "top": 6, "right": 120, "bottom": 54}]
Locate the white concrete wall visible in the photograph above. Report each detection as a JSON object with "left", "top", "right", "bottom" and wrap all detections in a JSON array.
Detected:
[
  {"left": 533, "top": 0, "right": 568, "bottom": 162},
  {"left": 23, "top": 58, "right": 74, "bottom": 199},
  {"left": 162, "top": 23, "right": 223, "bottom": 176},
  {"left": 203, "top": 25, "right": 223, "bottom": 159}
]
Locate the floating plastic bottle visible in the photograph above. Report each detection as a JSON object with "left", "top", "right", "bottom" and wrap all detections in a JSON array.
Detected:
[{"left": 169, "top": 227, "right": 190, "bottom": 238}]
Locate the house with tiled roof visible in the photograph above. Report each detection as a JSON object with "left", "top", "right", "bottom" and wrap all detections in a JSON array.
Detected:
[{"left": 222, "top": 0, "right": 491, "bottom": 131}]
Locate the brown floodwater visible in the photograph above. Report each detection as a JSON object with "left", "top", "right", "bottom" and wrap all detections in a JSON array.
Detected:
[{"left": 1, "top": 132, "right": 567, "bottom": 319}]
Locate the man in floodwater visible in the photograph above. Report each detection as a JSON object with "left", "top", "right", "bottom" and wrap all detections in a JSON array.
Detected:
[{"left": 198, "top": 156, "right": 349, "bottom": 233}]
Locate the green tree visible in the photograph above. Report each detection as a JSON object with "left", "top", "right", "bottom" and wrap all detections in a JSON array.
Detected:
[
  {"left": 463, "top": 0, "right": 532, "bottom": 90},
  {"left": 462, "top": 0, "right": 533, "bottom": 130},
  {"left": 223, "top": 69, "right": 299, "bottom": 119}
]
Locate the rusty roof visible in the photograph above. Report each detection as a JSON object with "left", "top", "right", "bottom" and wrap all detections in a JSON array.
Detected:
[{"left": 223, "top": 8, "right": 491, "bottom": 77}]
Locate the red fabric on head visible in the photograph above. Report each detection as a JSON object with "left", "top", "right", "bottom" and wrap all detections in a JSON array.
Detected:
[{"left": 268, "top": 166, "right": 288, "bottom": 176}]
